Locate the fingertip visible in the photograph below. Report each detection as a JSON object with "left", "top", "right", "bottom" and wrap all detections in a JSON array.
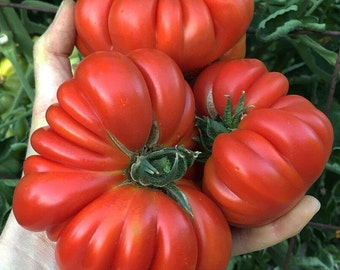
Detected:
[
  {"left": 230, "top": 195, "right": 322, "bottom": 256},
  {"left": 300, "top": 195, "right": 321, "bottom": 216},
  {"left": 309, "top": 195, "right": 321, "bottom": 212},
  {"left": 55, "top": 0, "right": 75, "bottom": 19},
  {"left": 34, "top": 0, "right": 76, "bottom": 57}
]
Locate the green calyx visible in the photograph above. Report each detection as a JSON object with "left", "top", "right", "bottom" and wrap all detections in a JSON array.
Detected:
[
  {"left": 130, "top": 146, "right": 198, "bottom": 187},
  {"left": 128, "top": 145, "right": 200, "bottom": 217},
  {"left": 195, "top": 91, "right": 252, "bottom": 162}
]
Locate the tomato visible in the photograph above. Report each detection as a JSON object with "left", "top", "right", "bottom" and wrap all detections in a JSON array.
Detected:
[
  {"left": 219, "top": 34, "right": 247, "bottom": 62},
  {"left": 74, "top": 0, "right": 254, "bottom": 72},
  {"left": 13, "top": 48, "right": 195, "bottom": 229},
  {"left": 13, "top": 49, "right": 232, "bottom": 269},
  {"left": 55, "top": 181, "right": 231, "bottom": 270},
  {"left": 193, "top": 58, "right": 334, "bottom": 227}
]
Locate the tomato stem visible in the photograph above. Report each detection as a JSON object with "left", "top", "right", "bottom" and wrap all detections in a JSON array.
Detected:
[
  {"left": 130, "top": 146, "right": 199, "bottom": 187},
  {"left": 195, "top": 91, "right": 252, "bottom": 162},
  {"left": 129, "top": 145, "right": 199, "bottom": 216}
]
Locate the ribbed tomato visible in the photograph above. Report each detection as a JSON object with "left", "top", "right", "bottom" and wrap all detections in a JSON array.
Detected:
[
  {"left": 74, "top": 0, "right": 254, "bottom": 72},
  {"left": 193, "top": 58, "right": 334, "bottom": 227},
  {"left": 12, "top": 49, "right": 232, "bottom": 269}
]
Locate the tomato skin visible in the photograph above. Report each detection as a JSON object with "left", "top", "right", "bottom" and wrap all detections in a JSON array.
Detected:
[
  {"left": 193, "top": 59, "right": 334, "bottom": 227},
  {"left": 219, "top": 34, "right": 247, "bottom": 62},
  {"left": 13, "top": 49, "right": 196, "bottom": 231},
  {"left": 55, "top": 181, "right": 231, "bottom": 270},
  {"left": 74, "top": 0, "right": 254, "bottom": 72},
  {"left": 13, "top": 171, "right": 125, "bottom": 231},
  {"left": 193, "top": 58, "right": 290, "bottom": 117}
]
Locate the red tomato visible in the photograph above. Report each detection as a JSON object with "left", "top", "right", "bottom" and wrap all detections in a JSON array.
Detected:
[
  {"left": 74, "top": 0, "right": 254, "bottom": 72},
  {"left": 193, "top": 58, "right": 334, "bottom": 227},
  {"left": 219, "top": 34, "right": 247, "bottom": 62},
  {"left": 55, "top": 181, "right": 232, "bottom": 270},
  {"left": 13, "top": 49, "right": 196, "bottom": 229},
  {"left": 12, "top": 49, "right": 234, "bottom": 268}
]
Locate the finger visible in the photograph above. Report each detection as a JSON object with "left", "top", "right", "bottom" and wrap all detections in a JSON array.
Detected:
[
  {"left": 0, "top": 4, "right": 76, "bottom": 267},
  {"left": 231, "top": 195, "right": 321, "bottom": 256},
  {"left": 32, "top": 0, "right": 76, "bottom": 130},
  {"left": 27, "top": 0, "right": 76, "bottom": 157}
]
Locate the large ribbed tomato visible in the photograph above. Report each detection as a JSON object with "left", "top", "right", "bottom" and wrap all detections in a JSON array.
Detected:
[
  {"left": 12, "top": 49, "right": 232, "bottom": 269},
  {"left": 55, "top": 180, "right": 232, "bottom": 270},
  {"left": 193, "top": 58, "right": 334, "bottom": 227},
  {"left": 74, "top": 0, "right": 254, "bottom": 72}
]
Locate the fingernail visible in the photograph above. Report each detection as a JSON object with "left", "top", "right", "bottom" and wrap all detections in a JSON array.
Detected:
[{"left": 309, "top": 195, "right": 321, "bottom": 214}]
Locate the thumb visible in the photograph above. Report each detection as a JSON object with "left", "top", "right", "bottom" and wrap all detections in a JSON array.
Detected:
[{"left": 28, "top": 0, "right": 76, "bottom": 157}]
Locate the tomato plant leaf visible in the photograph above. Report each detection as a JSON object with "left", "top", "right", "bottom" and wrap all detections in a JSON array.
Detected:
[
  {"left": 301, "top": 15, "right": 326, "bottom": 31},
  {"left": 19, "top": 1, "right": 58, "bottom": 35},
  {"left": 0, "top": 179, "right": 18, "bottom": 232},
  {"left": 295, "top": 35, "right": 338, "bottom": 67},
  {"left": 0, "top": 137, "right": 26, "bottom": 178},
  {"left": 256, "top": 5, "right": 302, "bottom": 41},
  {"left": 326, "top": 147, "right": 340, "bottom": 175}
]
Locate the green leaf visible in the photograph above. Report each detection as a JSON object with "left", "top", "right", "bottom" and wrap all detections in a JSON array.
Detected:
[
  {"left": 289, "top": 36, "right": 333, "bottom": 81},
  {"left": 296, "top": 35, "right": 338, "bottom": 66},
  {"left": 20, "top": 1, "right": 58, "bottom": 35},
  {"left": 326, "top": 147, "right": 340, "bottom": 174},
  {"left": 301, "top": 16, "right": 326, "bottom": 31},
  {"left": 294, "top": 256, "right": 333, "bottom": 269},
  {"left": 266, "top": 241, "right": 289, "bottom": 266},
  {"left": 0, "top": 179, "right": 18, "bottom": 232},
  {"left": 257, "top": 5, "right": 302, "bottom": 41},
  {"left": 21, "top": 0, "right": 58, "bottom": 9},
  {"left": 0, "top": 179, "right": 18, "bottom": 203},
  {"left": 0, "top": 137, "right": 26, "bottom": 178}
]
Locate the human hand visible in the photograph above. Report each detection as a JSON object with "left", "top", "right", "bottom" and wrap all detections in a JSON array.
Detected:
[
  {"left": 231, "top": 195, "right": 320, "bottom": 256},
  {"left": 0, "top": 0, "right": 321, "bottom": 268},
  {"left": 0, "top": 0, "right": 75, "bottom": 269}
]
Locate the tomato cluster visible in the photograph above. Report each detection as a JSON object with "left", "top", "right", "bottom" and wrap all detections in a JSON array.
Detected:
[{"left": 12, "top": 1, "right": 333, "bottom": 269}]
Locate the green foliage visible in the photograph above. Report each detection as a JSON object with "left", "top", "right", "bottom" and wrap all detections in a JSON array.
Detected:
[
  {"left": 0, "top": 179, "right": 17, "bottom": 231},
  {"left": 0, "top": 0, "right": 339, "bottom": 269},
  {"left": 0, "top": 0, "right": 59, "bottom": 231}
]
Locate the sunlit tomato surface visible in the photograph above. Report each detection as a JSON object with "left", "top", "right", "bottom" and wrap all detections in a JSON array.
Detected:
[
  {"left": 11, "top": 49, "right": 233, "bottom": 269},
  {"left": 55, "top": 181, "right": 232, "bottom": 270},
  {"left": 74, "top": 0, "right": 254, "bottom": 72},
  {"left": 193, "top": 58, "right": 334, "bottom": 227}
]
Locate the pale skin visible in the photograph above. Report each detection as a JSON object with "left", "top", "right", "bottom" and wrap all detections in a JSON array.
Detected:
[{"left": 0, "top": 0, "right": 321, "bottom": 268}]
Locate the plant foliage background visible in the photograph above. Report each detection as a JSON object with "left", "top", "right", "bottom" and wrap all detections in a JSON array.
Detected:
[{"left": 0, "top": 0, "right": 339, "bottom": 269}]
